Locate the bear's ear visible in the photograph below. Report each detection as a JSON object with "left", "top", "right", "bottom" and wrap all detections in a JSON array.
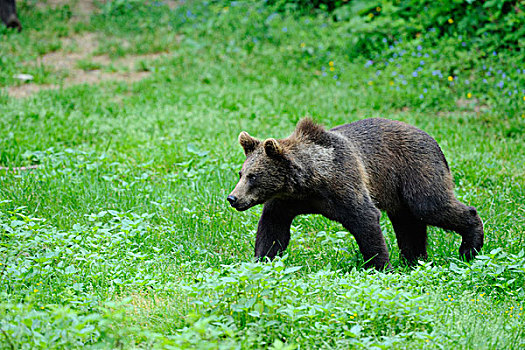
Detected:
[
  {"left": 239, "top": 131, "right": 260, "bottom": 156},
  {"left": 263, "top": 138, "right": 284, "bottom": 158}
]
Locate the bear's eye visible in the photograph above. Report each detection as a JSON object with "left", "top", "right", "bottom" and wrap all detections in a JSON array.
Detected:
[
  {"left": 247, "top": 173, "right": 257, "bottom": 181},
  {"left": 238, "top": 171, "right": 242, "bottom": 178}
]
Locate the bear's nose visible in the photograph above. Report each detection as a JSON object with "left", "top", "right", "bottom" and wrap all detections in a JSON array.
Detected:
[{"left": 227, "top": 195, "right": 238, "bottom": 206}]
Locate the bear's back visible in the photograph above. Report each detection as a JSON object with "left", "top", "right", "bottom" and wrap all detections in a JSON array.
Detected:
[{"left": 330, "top": 118, "right": 452, "bottom": 210}]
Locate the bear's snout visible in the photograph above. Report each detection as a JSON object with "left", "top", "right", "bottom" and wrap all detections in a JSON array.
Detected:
[
  {"left": 227, "top": 195, "right": 238, "bottom": 207},
  {"left": 227, "top": 194, "right": 252, "bottom": 211}
]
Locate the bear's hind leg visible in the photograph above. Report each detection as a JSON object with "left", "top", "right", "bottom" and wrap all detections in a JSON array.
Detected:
[
  {"left": 387, "top": 210, "right": 428, "bottom": 265},
  {"left": 416, "top": 199, "right": 484, "bottom": 261}
]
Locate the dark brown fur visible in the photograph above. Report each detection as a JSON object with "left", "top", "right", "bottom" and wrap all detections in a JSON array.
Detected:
[{"left": 228, "top": 118, "right": 484, "bottom": 270}]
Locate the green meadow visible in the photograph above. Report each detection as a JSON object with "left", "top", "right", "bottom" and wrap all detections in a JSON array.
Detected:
[{"left": 0, "top": 1, "right": 524, "bottom": 348}]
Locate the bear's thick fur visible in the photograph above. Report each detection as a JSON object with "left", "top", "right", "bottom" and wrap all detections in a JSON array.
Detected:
[{"left": 227, "top": 118, "right": 484, "bottom": 270}]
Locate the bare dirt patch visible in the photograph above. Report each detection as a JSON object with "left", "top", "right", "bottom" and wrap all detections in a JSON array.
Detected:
[
  {"left": 29, "top": 0, "right": 180, "bottom": 16},
  {"left": 8, "top": 0, "right": 183, "bottom": 98},
  {"left": 455, "top": 98, "right": 490, "bottom": 114},
  {"left": 30, "top": 0, "right": 103, "bottom": 20},
  {"left": 39, "top": 32, "right": 100, "bottom": 69},
  {"left": 8, "top": 71, "right": 152, "bottom": 98},
  {"left": 8, "top": 32, "right": 169, "bottom": 98}
]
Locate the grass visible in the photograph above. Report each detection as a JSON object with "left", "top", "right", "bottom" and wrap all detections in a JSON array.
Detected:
[{"left": 0, "top": 0, "right": 524, "bottom": 348}]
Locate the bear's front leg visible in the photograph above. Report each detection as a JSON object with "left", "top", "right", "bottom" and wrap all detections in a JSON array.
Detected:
[{"left": 254, "top": 199, "right": 300, "bottom": 260}]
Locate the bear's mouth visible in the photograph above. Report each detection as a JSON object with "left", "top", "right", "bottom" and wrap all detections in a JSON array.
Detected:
[
  {"left": 233, "top": 202, "right": 255, "bottom": 211},
  {"left": 228, "top": 198, "right": 258, "bottom": 212}
]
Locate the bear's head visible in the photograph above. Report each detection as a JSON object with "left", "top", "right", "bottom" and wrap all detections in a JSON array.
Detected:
[{"left": 227, "top": 131, "right": 296, "bottom": 211}]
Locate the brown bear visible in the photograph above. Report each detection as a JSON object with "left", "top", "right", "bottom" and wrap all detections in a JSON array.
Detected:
[{"left": 227, "top": 118, "right": 484, "bottom": 270}]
